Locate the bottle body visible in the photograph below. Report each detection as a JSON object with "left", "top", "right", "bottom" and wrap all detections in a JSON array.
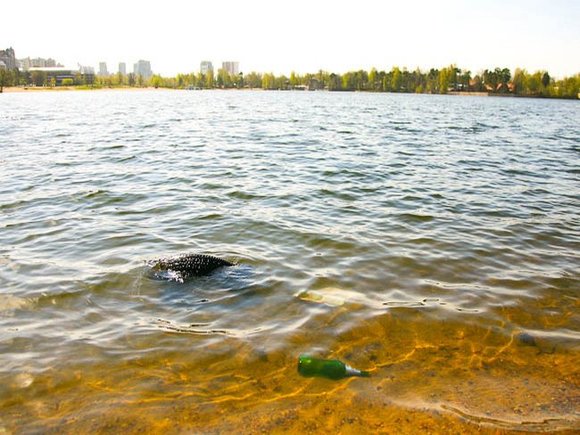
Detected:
[{"left": 298, "top": 355, "right": 370, "bottom": 380}]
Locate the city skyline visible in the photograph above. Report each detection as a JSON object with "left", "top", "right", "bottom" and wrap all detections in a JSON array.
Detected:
[
  {"left": 7, "top": 53, "right": 245, "bottom": 78},
  {"left": 1, "top": 0, "right": 579, "bottom": 78}
]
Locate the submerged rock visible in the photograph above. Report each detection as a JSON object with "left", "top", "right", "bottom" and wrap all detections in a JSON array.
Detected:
[
  {"left": 149, "top": 253, "right": 234, "bottom": 282},
  {"left": 517, "top": 332, "right": 537, "bottom": 346}
]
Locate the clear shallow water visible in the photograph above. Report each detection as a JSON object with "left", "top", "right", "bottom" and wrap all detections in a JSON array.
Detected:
[{"left": 0, "top": 89, "right": 579, "bottom": 432}]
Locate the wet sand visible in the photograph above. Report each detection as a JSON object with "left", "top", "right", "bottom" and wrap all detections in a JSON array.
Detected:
[{"left": 1, "top": 312, "right": 578, "bottom": 433}]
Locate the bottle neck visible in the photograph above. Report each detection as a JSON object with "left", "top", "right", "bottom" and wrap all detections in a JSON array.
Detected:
[{"left": 344, "top": 364, "right": 362, "bottom": 377}]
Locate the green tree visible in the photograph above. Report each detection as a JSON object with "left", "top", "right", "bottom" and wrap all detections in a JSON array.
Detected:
[
  {"left": 512, "top": 68, "right": 526, "bottom": 95},
  {"left": 459, "top": 69, "right": 471, "bottom": 91},
  {"left": 358, "top": 69, "right": 368, "bottom": 90},
  {"left": 328, "top": 73, "right": 340, "bottom": 91},
  {"left": 150, "top": 74, "right": 162, "bottom": 88},
  {"left": 410, "top": 68, "right": 424, "bottom": 93},
  {"left": 0, "top": 69, "right": 6, "bottom": 92},
  {"left": 483, "top": 69, "right": 498, "bottom": 90},
  {"left": 205, "top": 71, "right": 214, "bottom": 89},
  {"left": 217, "top": 68, "right": 234, "bottom": 88},
  {"left": 244, "top": 72, "right": 262, "bottom": 88},
  {"left": 262, "top": 72, "right": 275, "bottom": 89},
  {"left": 31, "top": 70, "right": 46, "bottom": 87},
  {"left": 368, "top": 68, "right": 377, "bottom": 91},
  {"left": 439, "top": 67, "right": 450, "bottom": 94},
  {"left": 73, "top": 72, "right": 84, "bottom": 86},
  {"left": 558, "top": 74, "right": 579, "bottom": 98},
  {"left": 317, "top": 70, "right": 328, "bottom": 89},
  {"left": 448, "top": 65, "right": 459, "bottom": 90},
  {"left": 382, "top": 74, "right": 391, "bottom": 92},
  {"left": 470, "top": 74, "right": 483, "bottom": 91},
  {"left": 289, "top": 71, "right": 299, "bottom": 88},
  {"left": 176, "top": 74, "right": 185, "bottom": 88},
  {"left": 541, "top": 72, "right": 551, "bottom": 88},
  {"left": 425, "top": 68, "right": 438, "bottom": 93},
  {"left": 275, "top": 74, "right": 289, "bottom": 90},
  {"left": 341, "top": 72, "right": 354, "bottom": 91},
  {"left": 189, "top": 73, "right": 198, "bottom": 88},
  {"left": 526, "top": 71, "right": 542, "bottom": 95},
  {"left": 391, "top": 67, "right": 402, "bottom": 92},
  {"left": 61, "top": 78, "right": 74, "bottom": 86},
  {"left": 499, "top": 68, "right": 511, "bottom": 84},
  {"left": 20, "top": 71, "right": 31, "bottom": 86},
  {"left": 12, "top": 69, "right": 20, "bottom": 88}
]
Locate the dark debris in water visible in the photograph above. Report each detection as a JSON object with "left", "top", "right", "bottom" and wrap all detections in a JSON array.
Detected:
[
  {"left": 517, "top": 332, "right": 537, "bottom": 347},
  {"left": 147, "top": 253, "right": 235, "bottom": 283}
]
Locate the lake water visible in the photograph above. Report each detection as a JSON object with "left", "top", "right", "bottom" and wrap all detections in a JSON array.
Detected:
[{"left": 0, "top": 89, "right": 578, "bottom": 433}]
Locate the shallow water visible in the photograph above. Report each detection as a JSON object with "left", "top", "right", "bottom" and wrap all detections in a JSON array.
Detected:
[{"left": 0, "top": 89, "right": 579, "bottom": 433}]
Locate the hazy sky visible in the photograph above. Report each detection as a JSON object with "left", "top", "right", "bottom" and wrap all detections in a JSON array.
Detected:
[{"left": 2, "top": 0, "right": 579, "bottom": 77}]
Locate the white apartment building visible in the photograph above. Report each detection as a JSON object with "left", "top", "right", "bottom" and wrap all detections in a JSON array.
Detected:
[{"left": 222, "top": 61, "right": 239, "bottom": 76}]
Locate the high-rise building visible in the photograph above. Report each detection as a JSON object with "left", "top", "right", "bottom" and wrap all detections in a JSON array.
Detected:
[
  {"left": 98, "top": 62, "right": 109, "bottom": 76},
  {"left": 118, "top": 62, "right": 126, "bottom": 75},
  {"left": 222, "top": 61, "right": 239, "bottom": 76},
  {"left": 133, "top": 60, "right": 152, "bottom": 78},
  {"left": 19, "top": 58, "right": 30, "bottom": 70},
  {"left": 200, "top": 61, "right": 213, "bottom": 75},
  {"left": 18, "top": 57, "right": 62, "bottom": 70},
  {"left": 0, "top": 47, "right": 17, "bottom": 70},
  {"left": 78, "top": 64, "right": 95, "bottom": 75}
]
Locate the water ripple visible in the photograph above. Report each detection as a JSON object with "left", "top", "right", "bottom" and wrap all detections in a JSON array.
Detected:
[{"left": 0, "top": 90, "right": 578, "bottom": 431}]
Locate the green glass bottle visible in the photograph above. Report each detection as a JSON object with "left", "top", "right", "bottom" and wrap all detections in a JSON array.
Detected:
[{"left": 298, "top": 355, "right": 370, "bottom": 380}]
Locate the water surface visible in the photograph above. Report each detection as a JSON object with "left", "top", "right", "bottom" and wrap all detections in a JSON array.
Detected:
[{"left": 0, "top": 90, "right": 579, "bottom": 432}]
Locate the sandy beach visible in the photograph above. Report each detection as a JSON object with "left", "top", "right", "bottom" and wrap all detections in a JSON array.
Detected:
[{"left": 1, "top": 86, "right": 175, "bottom": 93}]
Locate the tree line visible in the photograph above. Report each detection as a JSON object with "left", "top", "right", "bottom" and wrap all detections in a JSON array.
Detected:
[
  {"left": 157, "top": 66, "right": 578, "bottom": 98},
  {"left": 1, "top": 65, "right": 578, "bottom": 99}
]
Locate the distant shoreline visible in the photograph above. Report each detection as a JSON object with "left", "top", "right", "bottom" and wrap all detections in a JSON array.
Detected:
[{"left": 2, "top": 86, "right": 578, "bottom": 100}]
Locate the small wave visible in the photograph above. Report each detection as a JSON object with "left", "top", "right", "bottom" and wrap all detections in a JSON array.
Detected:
[
  {"left": 0, "top": 294, "right": 36, "bottom": 314},
  {"left": 397, "top": 213, "right": 435, "bottom": 223},
  {"left": 441, "top": 404, "right": 576, "bottom": 432},
  {"left": 155, "top": 318, "right": 263, "bottom": 337},
  {"left": 296, "top": 287, "right": 365, "bottom": 307},
  {"left": 83, "top": 189, "right": 107, "bottom": 198},
  {"left": 226, "top": 190, "right": 265, "bottom": 200},
  {"left": 318, "top": 188, "right": 356, "bottom": 201},
  {"left": 382, "top": 298, "right": 444, "bottom": 309},
  {"left": 197, "top": 182, "right": 226, "bottom": 190},
  {"left": 116, "top": 155, "right": 136, "bottom": 163},
  {"left": 89, "top": 144, "right": 126, "bottom": 151}
]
